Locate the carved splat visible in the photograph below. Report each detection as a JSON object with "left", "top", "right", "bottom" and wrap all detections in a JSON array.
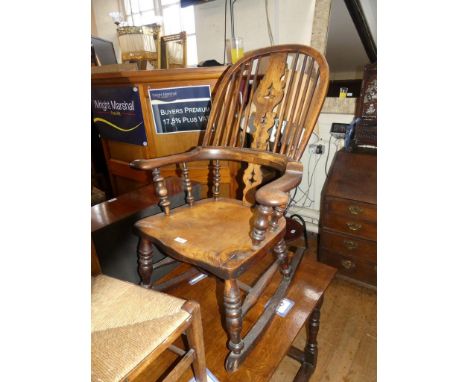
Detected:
[{"left": 242, "top": 53, "right": 287, "bottom": 205}]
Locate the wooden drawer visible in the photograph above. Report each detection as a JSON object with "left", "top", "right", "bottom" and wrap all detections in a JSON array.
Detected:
[
  {"left": 319, "top": 249, "right": 376, "bottom": 286},
  {"left": 319, "top": 230, "right": 376, "bottom": 263},
  {"left": 324, "top": 197, "right": 376, "bottom": 223},
  {"left": 322, "top": 213, "right": 376, "bottom": 241}
]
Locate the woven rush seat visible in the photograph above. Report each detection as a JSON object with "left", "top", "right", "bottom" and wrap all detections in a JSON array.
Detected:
[
  {"left": 135, "top": 198, "right": 286, "bottom": 275},
  {"left": 91, "top": 275, "right": 190, "bottom": 382}
]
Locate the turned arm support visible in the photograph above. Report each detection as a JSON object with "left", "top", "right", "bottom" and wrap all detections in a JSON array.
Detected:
[
  {"left": 255, "top": 161, "right": 303, "bottom": 207},
  {"left": 251, "top": 161, "right": 302, "bottom": 247}
]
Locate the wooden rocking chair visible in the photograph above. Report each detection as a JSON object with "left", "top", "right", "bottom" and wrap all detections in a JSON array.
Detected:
[{"left": 130, "top": 44, "right": 329, "bottom": 372}]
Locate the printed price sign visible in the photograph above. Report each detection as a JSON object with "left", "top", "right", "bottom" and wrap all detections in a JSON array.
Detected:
[
  {"left": 149, "top": 85, "right": 211, "bottom": 134},
  {"left": 91, "top": 86, "right": 147, "bottom": 146}
]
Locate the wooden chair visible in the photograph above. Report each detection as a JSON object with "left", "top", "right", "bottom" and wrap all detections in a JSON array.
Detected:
[
  {"left": 91, "top": 274, "right": 207, "bottom": 382},
  {"left": 130, "top": 44, "right": 329, "bottom": 372},
  {"left": 160, "top": 32, "right": 187, "bottom": 69},
  {"left": 92, "top": 242, "right": 206, "bottom": 381}
]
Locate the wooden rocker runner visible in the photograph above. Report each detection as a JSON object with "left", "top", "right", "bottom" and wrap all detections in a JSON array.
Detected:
[{"left": 130, "top": 44, "right": 329, "bottom": 372}]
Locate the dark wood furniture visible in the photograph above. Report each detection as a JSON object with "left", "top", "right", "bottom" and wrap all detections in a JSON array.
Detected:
[
  {"left": 353, "top": 63, "right": 377, "bottom": 148},
  {"left": 318, "top": 149, "right": 377, "bottom": 286},
  {"left": 146, "top": 249, "right": 336, "bottom": 381},
  {"left": 130, "top": 44, "right": 330, "bottom": 371}
]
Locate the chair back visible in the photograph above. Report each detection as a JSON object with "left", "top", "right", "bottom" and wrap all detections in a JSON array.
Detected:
[
  {"left": 203, "top": 44, "right": 329, "bottom": 161},
  {"left": 160, "top": 31, "right": 187, "bottom": 69},
  {"left": 203, "top": 44, "right": 329, "bottom": 204}
]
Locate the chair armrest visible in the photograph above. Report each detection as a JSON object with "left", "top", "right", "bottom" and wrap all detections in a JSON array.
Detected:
[
  {"left": 255, "top": 161, "right": 303, "bottom": 207},
  {"left": 130, "top": 147, "right": 204, "bottom": 170},
  {"left": 130, "top": 146, "right": 291, "bottom": 172}
]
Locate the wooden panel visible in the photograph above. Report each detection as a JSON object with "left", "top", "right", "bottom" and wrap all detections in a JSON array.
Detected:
[
  {"left": 319, "top": 229, "right": 376, "bottom": 263},
  {"left": 113, "top": 177, "right": 146, "bottom": 197},
  {"left": 92, "top": 67, "right": 231, "bottom": 197},
  {"left": 322, "top": 213, "right": 376, "bottom": 241},
  {"left": 107, "top": 140, "right": 148, "bottom": 162},
  {"left": 324, "top": 197, "right": 376, "bottom": 223},
  {"left": 325, "top": 150, "right": 376, "bottom": 205}
]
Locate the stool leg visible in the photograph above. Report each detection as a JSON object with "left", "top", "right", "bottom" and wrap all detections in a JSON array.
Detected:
[
  {"left": 274, "top": 238, "right": 291, "bottom": 279},
  {"left": 224, "top": 279, "right": 244, "bottom": 371},
  {"left": 138, "top": 238, "right": 153, "bottom": 288},
  {"left": 184, "top": 301, "right": 208, "bottom": 382},
  {"left": 304, "top": 296, "right": 322, "bottom": 366}
]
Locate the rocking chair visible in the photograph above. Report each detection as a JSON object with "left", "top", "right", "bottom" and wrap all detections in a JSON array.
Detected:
[{"left": 130, "top": 44, "right": 329, "bottom": 372}]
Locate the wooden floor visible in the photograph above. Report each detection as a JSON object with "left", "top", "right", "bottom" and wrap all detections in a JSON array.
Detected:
[{"left": 270, "top": 236, "right": 377, "bottom": 382}]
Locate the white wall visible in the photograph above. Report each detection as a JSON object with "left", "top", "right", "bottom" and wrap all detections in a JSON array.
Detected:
[
  {"left": 194, "top": 0, "right": 316, "bottom": 64},
  {"left": 91, "top": 0, "right": 122, "bottom": 63},
  {"left": 292, "top": 112, "right": 354, "bottom": 214},
  {"left": 360, "top": 0, "right": 377, "bottom": 42}
]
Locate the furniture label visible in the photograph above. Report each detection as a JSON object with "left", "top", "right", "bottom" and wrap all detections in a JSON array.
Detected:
[
  {"left": 91, "top": 86, "right": 147, "bottom": 146},
  {"left": 149, "top": 85, "right": 211, "bottom": 134}
]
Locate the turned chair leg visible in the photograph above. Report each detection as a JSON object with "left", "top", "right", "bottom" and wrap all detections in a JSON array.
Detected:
[
  {"left": 224, "top": 279, "right": 244, "bottom": 370},
  {"left": 138, "top": 238, "right": 154, "bottom": 288},
  {"left": 274, "top": 238, "right": 291, "bottom": 279}
]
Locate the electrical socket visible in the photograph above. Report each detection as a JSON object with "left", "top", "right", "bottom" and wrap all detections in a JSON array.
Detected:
[{"left": 309, "top": 143, "right": 324, "bottom": 154}]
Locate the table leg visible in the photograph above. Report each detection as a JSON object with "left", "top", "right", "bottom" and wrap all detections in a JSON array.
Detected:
[{"left": 291, "top": 296, "right": 323, "bottom": 382}]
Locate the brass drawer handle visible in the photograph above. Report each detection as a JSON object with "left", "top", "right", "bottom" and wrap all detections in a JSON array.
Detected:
[
  {"left": 341, "top": 259, "right": 355, "bottom": 270},
  {"left": 346, "top": 222, "right": 362, "bottom": 231},
  {"left": 348, "top": 205, "right": 363, "bottom": 215},
  {"left": 343, "top": 240, "right": 358, "bottom": 250}
]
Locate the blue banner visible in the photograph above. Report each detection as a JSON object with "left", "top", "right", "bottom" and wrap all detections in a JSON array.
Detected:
[
  {"left": 149, "top": 85, "right": 211, "bottom": 134},
  {"left": 91, "top": 86, "right": 147, "bottom": 146}
]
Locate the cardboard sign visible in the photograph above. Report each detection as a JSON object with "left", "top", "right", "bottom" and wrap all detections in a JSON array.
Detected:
[
  {"left": 91, "top": 86, "right": 147, "bottom": 146},
  {"left": 149, "top": 85, "right": 211, "bottom": 134}
]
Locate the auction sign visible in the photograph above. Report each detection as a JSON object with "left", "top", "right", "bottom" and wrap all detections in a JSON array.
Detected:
[
  {"left": 91, "top": 86, "right": 147, "bottom": 146},
  {"left": 149, "top": 85, "right": 211, "bottom": 134}
]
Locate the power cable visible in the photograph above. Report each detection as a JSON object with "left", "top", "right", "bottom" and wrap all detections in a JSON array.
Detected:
[
  {"left": 325, "top": 137, "right": 333, "bottom": 177},
  {"left": 264, "top": 0, "right": 274, "bottom": 45}
]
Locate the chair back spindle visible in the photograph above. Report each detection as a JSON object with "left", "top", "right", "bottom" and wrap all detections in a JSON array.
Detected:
[{"left": 213, "top": 160, "right": 221, "bottom": 200}]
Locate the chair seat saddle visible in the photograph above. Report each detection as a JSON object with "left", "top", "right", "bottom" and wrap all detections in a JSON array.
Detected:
[{"left": 135, "top": 198, "right": 286, "bottom": 278}]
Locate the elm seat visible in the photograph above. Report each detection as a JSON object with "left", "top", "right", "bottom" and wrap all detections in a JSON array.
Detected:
[
  {"left": 135, "top": 198, "right": 286, "bottom": 278},
  {"left": 91, "top": 275, "right": 206, "bottom": 382}
]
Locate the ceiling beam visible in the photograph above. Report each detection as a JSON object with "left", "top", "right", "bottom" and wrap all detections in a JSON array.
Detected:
[{"left": 343, "top": 0, "right": 377, "bottom": 63}]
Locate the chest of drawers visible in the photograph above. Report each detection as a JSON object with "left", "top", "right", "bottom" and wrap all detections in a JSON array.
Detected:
[{"left": 318, "top": 149, "right": 377, "bottom": 286}]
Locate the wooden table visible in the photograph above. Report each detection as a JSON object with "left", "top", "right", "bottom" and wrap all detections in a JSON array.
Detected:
[
  {"left": 140, "top": 250, "right": 336, "bottom": 382},
  {"left": 91, "top": 177, "right": 185, "bottom": 233}
]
